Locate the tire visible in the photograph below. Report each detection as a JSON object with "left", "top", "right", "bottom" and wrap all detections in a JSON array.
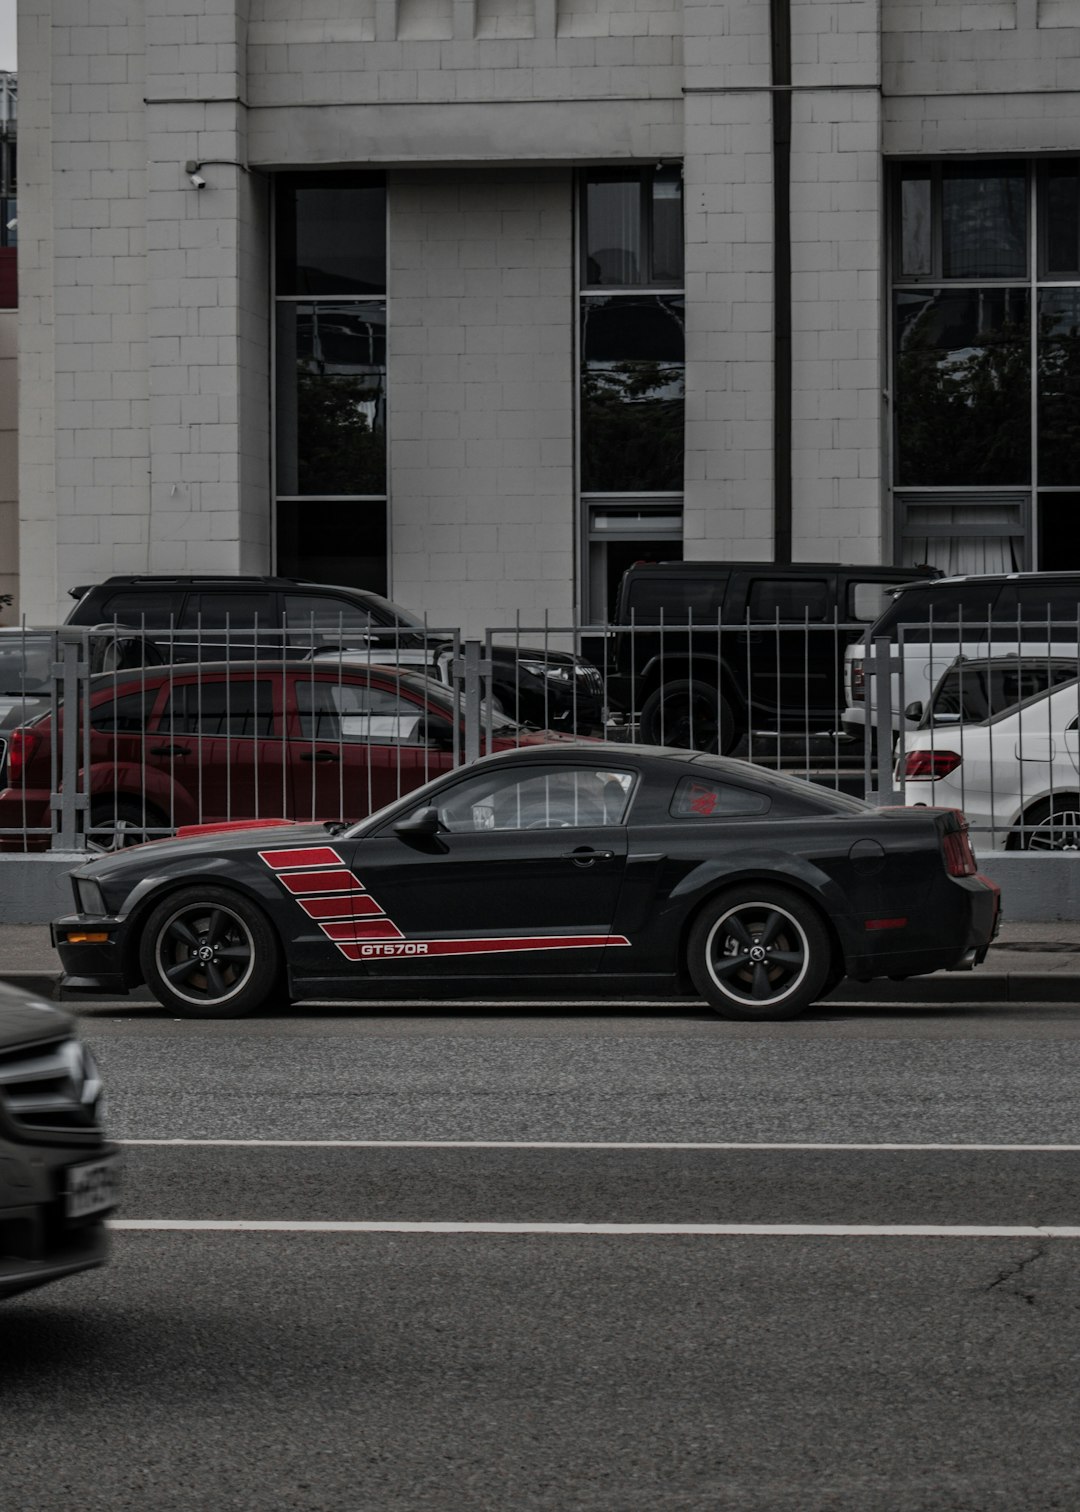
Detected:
[
  {"left": 1010, "top": 797, "right": 1080, "bottom": 852},
  {"left": 687, "top": 885, "right": 832, "bottom": 1021},
  {"left": 639, "top": 680, "right": 737, "bottom": 754},
  {"left": 138, "top": 885, "right": 281, "bottom": 1019},
  {"left": 87, "top": 798, "right": 169, "bottom": 853}
]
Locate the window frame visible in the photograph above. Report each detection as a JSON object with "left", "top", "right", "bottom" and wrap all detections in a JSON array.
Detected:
[{"left": 579, "top": 166, "right": 684, "bottom": 293}]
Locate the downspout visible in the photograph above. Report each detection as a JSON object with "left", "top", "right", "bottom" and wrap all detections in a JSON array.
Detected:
[{"left": 770, "top": 0, "right": 793, "bottom": 562}]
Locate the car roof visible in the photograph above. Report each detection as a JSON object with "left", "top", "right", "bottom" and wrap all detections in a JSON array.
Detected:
[
  {"left": 622, "top": 561, "right": 931, "bottom": 577},
  {"left": 895, "top": 570, "right": 1080, "bottom": 592},
  {"left": 70, "top": 576, "right": 383, "bottom": 597},
  {"left": 86, "top": 660, "right": 435, "bottom": 691}
]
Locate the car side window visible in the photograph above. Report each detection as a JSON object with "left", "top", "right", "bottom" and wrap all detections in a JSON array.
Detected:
[
  {"left": 98, "top": 591, "right": 184, "bottom": 629},
  {"left": 89, "top": 689, "right": 158, "bottom": 734},
  {"left": 296, "top": 680, "right": 428, "bottom": 745},
  {"left": 158, "top": 681, "right": 275, "bottom": 737},
  {"left": 434, "top": 767, "right": 635, "bottom": 833},
  {"left": 669, "top": 776, "right": 770, "bottom": 819},
  {"left": 746, "top": 578, "right": 829, "bottom": 622},
  {"left": 285, "top": 595, "right": 375, "bottom": 634},
  {"left": 178, "top": 594, "right": 277, "bottom": 630},
  {"left": 849, "top": 581, "right": 909, "bottom": 623}
]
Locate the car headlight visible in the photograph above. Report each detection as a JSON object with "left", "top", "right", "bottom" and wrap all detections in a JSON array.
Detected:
[
  {"left": 518, "top": 660, "right": 574, "bottom": 684},
  {"left": 75, "top": 877, "right": 106, "bottom": 917}
]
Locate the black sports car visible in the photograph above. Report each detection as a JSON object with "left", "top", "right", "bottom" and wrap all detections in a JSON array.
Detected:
[{"left": 51, "top": 745, "right": 999, "bottom": 1022}]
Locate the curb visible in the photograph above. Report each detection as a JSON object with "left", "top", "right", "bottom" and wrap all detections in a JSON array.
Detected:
[{"left": 0, "top": 969, "right": 1077, "bottom": 1008}]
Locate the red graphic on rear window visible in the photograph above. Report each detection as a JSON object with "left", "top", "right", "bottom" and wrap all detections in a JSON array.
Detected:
[{"left": 688, "top": 787, "right": 718, "bottom": 816}]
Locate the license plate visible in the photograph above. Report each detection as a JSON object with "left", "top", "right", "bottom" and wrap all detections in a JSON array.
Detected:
[{"left": 65, "top": 1156, "right": 121, "bottom": 1220}]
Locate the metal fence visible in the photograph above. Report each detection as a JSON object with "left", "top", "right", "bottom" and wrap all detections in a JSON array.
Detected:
[{"left": 0, "top": 614, "right": 1077, "bottom": 853}]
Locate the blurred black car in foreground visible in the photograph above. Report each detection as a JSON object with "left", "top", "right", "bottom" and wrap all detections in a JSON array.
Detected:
[
  {"left": 0, "top": 981, "right": 119, "bottom": 1300},
  {"left": 54, "top": 745, "right": 998, "bottom": 1022}
]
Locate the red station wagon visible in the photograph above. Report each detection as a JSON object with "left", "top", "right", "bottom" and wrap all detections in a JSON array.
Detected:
[{"left": 0, "top": 663, "right": 573, "bottom": 850}]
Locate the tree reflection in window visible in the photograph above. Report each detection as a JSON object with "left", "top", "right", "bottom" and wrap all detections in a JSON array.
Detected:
[
  {"left": 894, "top": 288, "right": 1030, "bottom": 486},
  {"left": 276, "top": 303, "right": 387, "bottom": 496},
  {"left": 1038, "top": 289, "right": 1080, "bottom": 486},
  {"left": 580, "top": 295, "right": 685, "bottom": 493}
]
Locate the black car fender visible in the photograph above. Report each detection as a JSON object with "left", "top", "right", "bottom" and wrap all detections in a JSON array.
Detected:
[
  {"left": 114, "top": 857, "right": 290, "bottom": 982},
  {"left": 664, "top": 852, "right": 854, "bottom": 962}
]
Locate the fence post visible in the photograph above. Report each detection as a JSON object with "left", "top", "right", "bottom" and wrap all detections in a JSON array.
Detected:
[
  {"left": 52, "top": 629, "right": 89, "bottom": 850},
  {"left": 461, "top": 638, "right": 490, "bottom": 766},
  {"left": 871, "top": 633, "right": 897, "bottom": 806}
]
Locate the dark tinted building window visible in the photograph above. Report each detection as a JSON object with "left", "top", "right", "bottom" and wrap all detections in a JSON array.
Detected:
[
  {"left": 582, "top": 167, "right": 683, "bottom": 289},
  {"left": 941, "top": 162, "right": 1027, "bottom": 279},
  {"left": 580, "top": 295, "right": 685, "bottom": 493},
  {"left": 276, "top": 303, "right": 387, "bottom": 496},
  {"left": 1038, "top": 496, "right": 1080, "bottom": 571},
  {"left": 277, "top": 501, "right": 388, "bottom": 597},
  {"left": 275, "top": 174, "right": 387, "bottom": 296},
  {"left": 1037, "top": 289, "right": 1080, "bottom": 486},
  {"left": 1041, "top": 161, "right": 1080, "bottom": 277},
  {"left": 894, "top": 288, "right": 1030, "bottom": 486}
]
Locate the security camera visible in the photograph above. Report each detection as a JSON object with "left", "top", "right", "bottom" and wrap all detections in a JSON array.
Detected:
[{"left": 189, "top": 172, "right": 206, "bottom": 189}]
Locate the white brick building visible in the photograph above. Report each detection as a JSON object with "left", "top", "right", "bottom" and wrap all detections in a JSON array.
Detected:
[{"left": 16, "top": 1, "right": 1080, "bottom": 630}]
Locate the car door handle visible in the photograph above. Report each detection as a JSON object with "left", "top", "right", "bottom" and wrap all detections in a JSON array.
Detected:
[
  {"left": 561, "top": 847, "right": 614, "bottom": 866},
  {"left": 149, "top": 744, "right": 191, "bottom": 757},
  {"left": 300, "top": 750, "right": 341, "bottom": 763}
]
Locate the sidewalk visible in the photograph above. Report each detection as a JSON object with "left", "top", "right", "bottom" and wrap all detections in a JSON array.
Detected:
[{"left": 0, "top": 921, "right": 1077, "bottom": 1006}]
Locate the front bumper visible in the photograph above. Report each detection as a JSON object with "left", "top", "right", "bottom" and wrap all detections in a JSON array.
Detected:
[
  {"left": 51, "top": 913, "right": 131, "bottom": 995},
  {"left": 0, "top": 1140, "right": 120, "bottom": 1300}
]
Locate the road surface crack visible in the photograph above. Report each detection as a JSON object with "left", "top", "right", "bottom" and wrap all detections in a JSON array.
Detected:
[{"left": 985, "top": 1242, "right": 1048, "bottom": 1305}]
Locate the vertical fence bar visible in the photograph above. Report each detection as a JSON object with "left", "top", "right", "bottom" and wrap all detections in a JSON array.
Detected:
[
  {"left": 54, "top": 632, "right": 85, "bottom": 849},
  {"left": 463, "top": 640, "right": 483, "bottom": 766},
  {"left": 872, "top": 635, "right": 897, "bottom": 805}
]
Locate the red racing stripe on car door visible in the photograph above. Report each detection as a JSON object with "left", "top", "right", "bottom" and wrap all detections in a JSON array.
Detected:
[{"left": 320, "top": 919, "right": 405, "bottom": 942}]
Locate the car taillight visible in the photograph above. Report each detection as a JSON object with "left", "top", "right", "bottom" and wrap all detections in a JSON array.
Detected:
[
  {"left": 942, "top": 823, "right": 977, "bottom": 878},
  {"left": 851, "top": 660, "right": 865, "bottom": 700},
  {"left": 6, "top": 729, "right": 41, "bottom": 784},
  {"left": 903, "top": 749, "right": 961, "bottom": 780}
]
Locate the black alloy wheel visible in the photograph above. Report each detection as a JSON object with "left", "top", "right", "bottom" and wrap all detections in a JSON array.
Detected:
[
  {"left": 639, "top": 680, "right": 736, "bottom": 754},
  {"left": 139, "top": 884, "right": 281, "bottom": 1018},
  {"left": 688, "top": 885, "right": 831, "bottom": 1021}
]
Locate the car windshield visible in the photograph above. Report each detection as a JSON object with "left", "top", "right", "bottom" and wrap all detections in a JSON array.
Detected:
[{"left": 0, "top": 634, "right": 55, "bottom": 695}]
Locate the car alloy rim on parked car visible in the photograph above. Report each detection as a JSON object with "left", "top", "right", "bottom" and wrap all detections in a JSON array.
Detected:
[
  {"left": 153, "top": 902, "right": 257, "bottom": 1006},
  {"left": 703, "top": 901, "right": 810, "bottom": 1006},
  {"left": 1027, "top": 809, "right": 1080, "bottom": 851}
]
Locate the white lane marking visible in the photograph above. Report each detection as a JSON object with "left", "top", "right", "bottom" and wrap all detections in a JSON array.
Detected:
[
  {"left": 109, "top": 1220, "right": 1080, "bottom": 1237},
  {"left": 118, "top": 1139, "right": 1080, "bottom": 1152}
]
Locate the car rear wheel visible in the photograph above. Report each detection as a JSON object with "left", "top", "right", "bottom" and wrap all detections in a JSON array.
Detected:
[
  {"left": 87, "top": 798, "right": 169, "bottom": 852},
  {"left": 639, "top": 680, "right": 737, "bottom": 754},
  {"left": 1011, "top": 798, "right": 1080, "bottom": 851},
  {"left": 688, "top": 886, "right": 831, "bottom": 1021},
  {"left": 139, "top": 885, "right": 281, "bottom": 1018}
]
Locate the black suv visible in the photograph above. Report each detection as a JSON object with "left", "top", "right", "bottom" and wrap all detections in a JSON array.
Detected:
[
  {"left": 608, "top": 561, "right": 936, "bottom": 751},
  {"left": 65, "top": 576, "right": 605, "bottom": 734}
]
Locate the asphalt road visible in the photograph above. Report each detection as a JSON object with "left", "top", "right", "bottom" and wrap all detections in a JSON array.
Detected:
[{"left": 5, "top": 999, "right": 1080, "bottom": 1510}]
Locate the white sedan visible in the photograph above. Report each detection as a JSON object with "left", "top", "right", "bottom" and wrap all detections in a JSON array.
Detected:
[{"left": 897, "top": 677, "right": 1080, "bottom": 850}]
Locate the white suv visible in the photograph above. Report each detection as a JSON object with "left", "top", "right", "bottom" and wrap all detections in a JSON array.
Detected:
[{"left": 842, "top": 572, "right": 1080, "bottom": 745}]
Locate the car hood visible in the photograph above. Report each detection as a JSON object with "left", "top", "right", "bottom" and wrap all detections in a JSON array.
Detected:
[
  {"left": 0, "top": 979, "right": 75, "bottom": 1051},
  {"left": 73, "top": 820, "right": 341, "bottom": 882}
]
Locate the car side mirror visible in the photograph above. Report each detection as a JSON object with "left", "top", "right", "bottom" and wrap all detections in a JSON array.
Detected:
[
  {"left": 394, "top": 805, "right": 443, "bottom": 838},
  {"left": 903, "top": 701, "right": 923, "bottom": 723},
  {"left": 417, "top": 714, "right": 455, "bottom": 750}
]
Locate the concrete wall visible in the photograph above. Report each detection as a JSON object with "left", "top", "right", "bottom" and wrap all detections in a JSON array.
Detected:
[{"left": 388, "top": 169, "right": 575, "bottom": 633}]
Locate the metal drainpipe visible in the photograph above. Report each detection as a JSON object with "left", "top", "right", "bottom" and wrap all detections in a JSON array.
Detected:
[{"left": 770, "top": 0, "right": 793, "bottom": 564}]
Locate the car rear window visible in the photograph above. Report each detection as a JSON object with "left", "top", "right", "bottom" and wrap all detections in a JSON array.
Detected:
[
  {"left": 96, "top": 591, "right": 184, "bottom": 629},
  {"left": 669, "top": 776, "right": 770, "bottom": 818},
  {"left": 872, "top": 582, "right": 1003, "bottom": 637}
]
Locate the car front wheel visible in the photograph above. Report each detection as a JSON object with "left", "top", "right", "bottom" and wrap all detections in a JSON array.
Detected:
[
  {"left": 139, "top": 885, "right": 281, "bottom": 1018},
  {"left": 688, "top": 886, "right": 831, "bottom": 1021}
]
